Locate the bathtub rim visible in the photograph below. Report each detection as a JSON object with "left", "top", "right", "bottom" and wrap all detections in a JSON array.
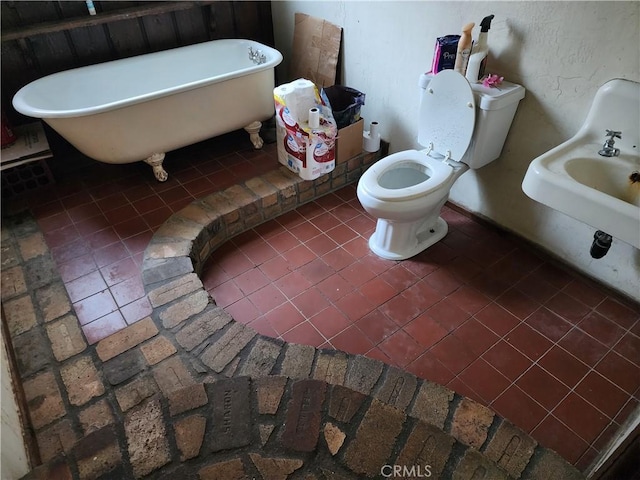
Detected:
[{"left": 12, "top": 38, "right": 283, "bottom": 120}]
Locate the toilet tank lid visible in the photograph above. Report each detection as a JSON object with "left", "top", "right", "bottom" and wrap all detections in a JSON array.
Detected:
[
  {"left": 471, "top": 80, "right": 525, "bottom": 111},
  {"left": 419, "top": 72, "right": 525, "bottom": 111}
]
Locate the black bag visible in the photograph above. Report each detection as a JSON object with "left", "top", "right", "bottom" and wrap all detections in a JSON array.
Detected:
[{"left": 322, "top": 86, "right": 365, "bottom": 129}]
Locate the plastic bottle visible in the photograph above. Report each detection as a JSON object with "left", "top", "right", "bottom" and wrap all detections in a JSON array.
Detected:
[
  {"left": 85, "top": 0, "right": 96, "bottom": 15},
  {"left": 453, "top": 22, "right": 475, "bottom": 75},
  {"left": 465, "top": 15, "right": 495, "bottom": 83}
]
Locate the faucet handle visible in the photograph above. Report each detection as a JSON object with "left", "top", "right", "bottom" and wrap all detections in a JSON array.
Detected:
[{"left": 605, "top": 129, "right": 622, "bottom": 139}]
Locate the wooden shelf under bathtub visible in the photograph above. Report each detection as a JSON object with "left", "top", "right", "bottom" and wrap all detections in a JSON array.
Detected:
[{"left": 1, "top": 122, "right": 52, "bottom": 170}]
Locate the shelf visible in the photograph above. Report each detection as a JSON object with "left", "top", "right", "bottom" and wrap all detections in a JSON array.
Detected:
[
  {"left": 1, "top": 122, "right": 52, "bottom": 171},
  {"left": 1, "top": 1, "right": 214, "bottom": 42}
]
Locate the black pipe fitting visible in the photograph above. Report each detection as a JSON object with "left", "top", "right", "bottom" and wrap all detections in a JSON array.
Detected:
[{"left": 590, "top": 230, "right": 612, "bottom": 259}]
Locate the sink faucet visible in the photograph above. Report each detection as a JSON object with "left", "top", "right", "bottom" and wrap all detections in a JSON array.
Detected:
[{"left": 598, "top": 129, "right": 621, "bottom": 157}]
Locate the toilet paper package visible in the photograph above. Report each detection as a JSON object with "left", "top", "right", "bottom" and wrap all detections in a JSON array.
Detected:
[{"left": 274, "top": 79, "right": 338, "bottom": 181}]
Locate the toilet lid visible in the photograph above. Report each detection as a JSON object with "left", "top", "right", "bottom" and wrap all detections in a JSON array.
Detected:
[{"left": 418, "top": 70, "right": 476, "bottom": 161}]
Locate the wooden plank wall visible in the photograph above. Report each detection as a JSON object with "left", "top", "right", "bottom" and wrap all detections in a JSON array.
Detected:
[{"left": 1, "top": 1, "right": 275, "bottom": 125}]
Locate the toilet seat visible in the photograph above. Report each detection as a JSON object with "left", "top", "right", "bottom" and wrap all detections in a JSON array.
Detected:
[
  {"left": 418, "top": 69, "right": 476, "bottom": 161},
  {"left": 358, "top": 150, "right": 454, "bottom": 202}
]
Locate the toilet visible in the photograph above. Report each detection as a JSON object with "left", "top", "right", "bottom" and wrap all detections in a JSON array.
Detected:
[{"left": 357, "top": 70, "right": 525, "bottom": 260}]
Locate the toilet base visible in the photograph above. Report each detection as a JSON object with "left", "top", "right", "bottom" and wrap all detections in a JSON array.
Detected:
[{"left": 368, "top": 217, "right": 448, "bottom": 260}]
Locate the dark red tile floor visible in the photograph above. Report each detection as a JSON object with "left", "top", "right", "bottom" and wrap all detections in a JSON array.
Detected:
[
  {"left": 7, "top": 129, "right": 640, "bottom": 471},
  {"left": 18, "top": 129, "right": 277, "bottom": 343}
]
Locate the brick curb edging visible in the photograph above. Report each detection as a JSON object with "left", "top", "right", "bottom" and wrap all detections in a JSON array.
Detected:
[
  {"left": 0, "top": 148, "right": 584, "bottom": 479},
  {"left": 23, "top": 376, "right": 584, "bottom": 480}
]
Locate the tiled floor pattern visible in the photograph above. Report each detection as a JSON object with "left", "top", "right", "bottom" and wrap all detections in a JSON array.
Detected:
[
  {"left": 6, "top": 130, "right": 639, "bottom": 471},
  {"left": 21, "top": 130, "right": 279, "bottom": 344}
]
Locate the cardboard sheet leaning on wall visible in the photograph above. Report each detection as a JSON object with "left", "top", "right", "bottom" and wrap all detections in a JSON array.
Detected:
[{"left": 290, "top": 13, "right": 342, "bottom": 88}]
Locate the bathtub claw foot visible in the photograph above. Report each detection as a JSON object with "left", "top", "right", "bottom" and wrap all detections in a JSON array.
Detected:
[
  {"left": 244, "top": 121, "right": 264, "bottom": 149},
  {"left": 144, "top": 153, "right": 168, "bottom": 182}
]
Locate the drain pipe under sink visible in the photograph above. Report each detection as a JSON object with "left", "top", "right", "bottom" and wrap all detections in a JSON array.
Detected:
[{"left": 591, "top": 230, "right": 612, "bottom": 259}]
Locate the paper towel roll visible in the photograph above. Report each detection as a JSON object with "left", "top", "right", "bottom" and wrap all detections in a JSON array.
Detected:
[
  {"left": 274, "top": 83, "right": 295, "bottom": 96},
  {"left": 291, "top": 78, "right": 316, "bottom": 94},
  {"left": 291, "top": 79, "right": 317, "bottom": 123},
  {"left": 274, "top": 83, "right": 299, "bottom": 122},
  {"left": 308, "top": 107, "right": 320, "bottom": 129},
  {"left": 369, "top": 121, "right": 379, "bottom": 139},
  {"left": 363, "top": 121, "right": 381, "bottom": 152},
  {"left": 275, "top": 80, "right": 318, "bottom": 124}
]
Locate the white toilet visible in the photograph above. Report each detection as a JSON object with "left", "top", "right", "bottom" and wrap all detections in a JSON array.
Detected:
[{"left": 357, "top": 70, "right": 525, "bottom": 260}]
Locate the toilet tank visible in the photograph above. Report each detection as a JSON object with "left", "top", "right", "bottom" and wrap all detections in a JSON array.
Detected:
[{"left": 418, "top": 73, "right": 525, "bottom": 168}]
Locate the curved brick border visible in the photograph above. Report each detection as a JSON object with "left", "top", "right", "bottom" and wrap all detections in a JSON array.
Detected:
[
  {"left": 2, "top": 150, "right": 583, "bottom": 479},
  {"left": 24, "top": 376, "right": 585, "bottom": 480}
]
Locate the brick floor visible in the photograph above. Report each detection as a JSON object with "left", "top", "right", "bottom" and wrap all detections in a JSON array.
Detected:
[{"left": 22, "top": 374, "right": 585, "bottom": 480}]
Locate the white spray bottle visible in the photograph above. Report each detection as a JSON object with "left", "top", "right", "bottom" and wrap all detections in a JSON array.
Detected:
[{"left": 465, "top": 15, "right": 495, "bottom": 83}]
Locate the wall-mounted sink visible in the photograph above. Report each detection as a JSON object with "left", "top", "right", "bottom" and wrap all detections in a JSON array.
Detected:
[{"left": 522, "top": 78, "right": 640, "bottom": 249}]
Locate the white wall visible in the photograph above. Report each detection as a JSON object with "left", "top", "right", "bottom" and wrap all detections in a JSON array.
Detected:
[
  {"left": 1, "top": 330, "right": 30, "bottom": 480},
  {"left": 272, "top": 1, "right": 640, "bottom": 300}
]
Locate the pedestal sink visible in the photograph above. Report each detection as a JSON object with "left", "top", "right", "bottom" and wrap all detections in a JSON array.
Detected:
[{"left": 522, "top": 78, "right": 640, "bottom": 249}]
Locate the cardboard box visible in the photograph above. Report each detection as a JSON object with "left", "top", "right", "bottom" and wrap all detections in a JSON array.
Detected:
[
  {"left": 335, "top": 118, "right": 363, "bottom": 164},
  {"left": 0, "top": 122, "right": 52, "bottom": 171}
]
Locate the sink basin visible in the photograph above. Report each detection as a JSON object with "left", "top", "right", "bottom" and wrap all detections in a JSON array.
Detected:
[
  {"left": 564, "top": 155, "right": 640, "bottom": 207},
  {"left": 522, "top": 78, "right": 640, "bottom": 249}
]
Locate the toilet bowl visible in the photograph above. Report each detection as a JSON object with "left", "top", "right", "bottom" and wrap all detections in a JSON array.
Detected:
[
  {"left": 357, "top": 149, "right": 465, "bottom": 260},
  {"left": 357, "top": 70, "right": 525, "bottom": 260}
]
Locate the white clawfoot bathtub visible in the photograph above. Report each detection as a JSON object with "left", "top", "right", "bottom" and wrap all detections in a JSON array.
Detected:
[{"left": 12, "top": 39, "right": 283, "bottom": 181}]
